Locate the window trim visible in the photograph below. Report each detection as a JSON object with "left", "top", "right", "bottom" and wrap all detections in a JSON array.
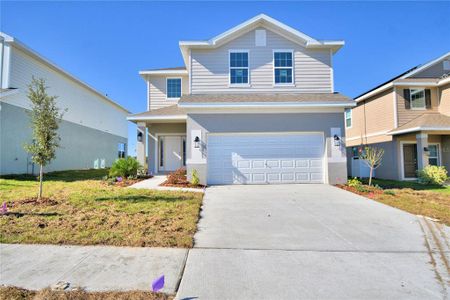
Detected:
[
  {"left": 229, "top": 49, "right": 250, "bottom": 87},
  {"left": 166, "top": 77, "right": 182, "bottom": 100},
  {"left": 273, "top": 49, "right": 295, "bottom": 86},
  {"left": 409, "top": 88, "right": 426, "bottom": 110},
  {"left": 345, "top": 108, "right": 352, "bottom": 128},
  {"left": 428, "top": 143, "right": 441, "bottom": 166}
]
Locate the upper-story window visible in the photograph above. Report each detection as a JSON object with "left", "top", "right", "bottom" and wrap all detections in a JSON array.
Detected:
[
  {"left": 410, "top": 89, "right": 426, "bottom": 109},
  {"left": 229, "top": 51, "right": 249, "bottom": 85},
  {"left": 404, "top": 88, "right": 431, "bottom": 110},
  {"left": 274, "top": 51, "right": 293, "bottom": 84},
  {"left": 166, "top": 78, "right": 182, "bottom": 99},
  {"left": 345, "top": 108, "right": 352, "bottom": 128}
]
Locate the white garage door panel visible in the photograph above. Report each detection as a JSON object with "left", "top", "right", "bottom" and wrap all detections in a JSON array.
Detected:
[{"left": 207, "top": 133, "right": 325, "bottom": 185}]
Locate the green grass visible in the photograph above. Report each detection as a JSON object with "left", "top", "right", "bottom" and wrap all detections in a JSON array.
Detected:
[
  {"left": 0, "top": 169, "right": 203, "bottom": 248},
  {"left": 368, "top": 178, "right": 450, "bottom": 195}
]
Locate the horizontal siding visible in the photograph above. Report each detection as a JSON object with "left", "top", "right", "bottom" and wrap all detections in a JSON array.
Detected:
[
  {"left": 346, "top": 89, "right": 395, "bottom": 147},
  {"left": 191, "top": 27, "right": 332, "bottom": 94},
  {"left": 396, "top": 86, "right": 440, "bottom": 126},
  {"left": 6, "top": 46, "right": 127, "bottom": 138},
  {"left": 148, "top": 75, "right": 188, "bottom": 110},
  {"left": 439, "top": 83, "right": 450, "bottom": 116}
]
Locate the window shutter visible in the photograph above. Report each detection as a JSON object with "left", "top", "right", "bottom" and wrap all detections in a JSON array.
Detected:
[
  {"left": 425, "top": 89, "right": 431, "bottom": 109},
  {"left": 403, "top": 89, "right": 411, "bottom": 109}
]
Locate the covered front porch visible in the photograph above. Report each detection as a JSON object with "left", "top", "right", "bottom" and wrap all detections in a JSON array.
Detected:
[
  {"left": 395, "top": 132, "right": 450, "bottom": 180},
  {"left": 127, "top": 105, "right": 187, "bottom": 175}
]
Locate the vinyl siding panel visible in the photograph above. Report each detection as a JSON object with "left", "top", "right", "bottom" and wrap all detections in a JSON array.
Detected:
[
  {"left": 346, "top": 89, "right": 395, "bottom": 147},
  {"left": 396, "top": 86, "right": 440, "bottom": 126},
  {"left": 6, "top": 46, "right": 127, "bottom": 138},
  {"left": 148, "top": 75, "right": 188, "bottom": 110},
  {"left": 191, "top": 27, "right": 332, "bottom": 94},
  {"left": 439, "top": 83, "right": 450, "bottom": 116}
]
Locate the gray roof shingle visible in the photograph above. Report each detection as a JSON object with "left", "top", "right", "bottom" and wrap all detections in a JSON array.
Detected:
[{"left": 178, "top": 93, "right": 353, "bottom": 104}]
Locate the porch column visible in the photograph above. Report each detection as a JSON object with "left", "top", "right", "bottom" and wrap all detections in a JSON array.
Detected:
[
  {"left": 416, "top": 133, "right": 429, "bottom": 170},
  {"left": 136, "top": 122, "right": 147, "bottom": 167}
]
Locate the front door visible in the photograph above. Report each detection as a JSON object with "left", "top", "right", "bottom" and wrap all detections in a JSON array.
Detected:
[
  {"left": 160, "top": 136, "right": 184, "bottom": 172},
  {"left": 403, "top": 144, "right": 418, "bottom": 178}
]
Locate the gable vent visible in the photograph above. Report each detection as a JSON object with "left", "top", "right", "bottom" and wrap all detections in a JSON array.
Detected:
[{"left": 255, "top": 29, "right": 266, "bottom": 47}]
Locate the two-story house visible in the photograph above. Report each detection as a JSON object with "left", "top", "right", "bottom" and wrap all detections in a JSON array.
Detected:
[
  {"left": 128, "top": 14, "right": 355, "bottom": 185},
  {"left": 346, "top": 52, "right": 450, "bottom": 180}
]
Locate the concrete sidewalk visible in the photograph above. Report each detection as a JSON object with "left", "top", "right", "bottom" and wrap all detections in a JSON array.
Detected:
[
  {"left": 0, "top": 244, "right": 187, "bottom": 293},
  {"left": 129, "top": 175, "right": 204, "bottom": 193}
]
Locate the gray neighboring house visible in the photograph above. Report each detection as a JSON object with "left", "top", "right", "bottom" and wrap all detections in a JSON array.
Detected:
[
  {"left": 128, "top": 14, "right": 355, "bottom": 185},
  {"left": 0, "top": 32, "right": 129, "bottom": 175}
]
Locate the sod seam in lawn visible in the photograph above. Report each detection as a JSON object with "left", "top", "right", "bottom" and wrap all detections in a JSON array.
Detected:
[{"left": 0, "top": 169, "right": 203, "bottom": 248}]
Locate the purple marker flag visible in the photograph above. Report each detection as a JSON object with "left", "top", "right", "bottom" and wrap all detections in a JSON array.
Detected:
[
  {"left": 1, "top": 202, "right": 7, "bottom": 215},
  {"left": 152, "top": 275, "right": 165, "bottom": 292}
]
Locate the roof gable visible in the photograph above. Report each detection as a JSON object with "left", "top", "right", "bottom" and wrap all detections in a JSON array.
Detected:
[{"left": 179, "top": 14, "right": 344, "bottom": 65}]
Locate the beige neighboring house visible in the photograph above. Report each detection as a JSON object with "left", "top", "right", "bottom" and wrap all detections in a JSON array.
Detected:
[
  {"left": 346, "top": 52, "right": 450, "bottom": 180},
  {"left": 128, "top": 14, "right": 355, "bottom": 186}
]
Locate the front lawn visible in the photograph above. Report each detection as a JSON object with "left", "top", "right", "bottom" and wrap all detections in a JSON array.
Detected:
[
  {"left": 338, "top": 178, "right": 450, "bottom": 225},
  {"left": 0, "top": 169, "right": 203, "bottom": 247},
  {"left": 369, "top": 178, "right": 450, "bottom": 195}
]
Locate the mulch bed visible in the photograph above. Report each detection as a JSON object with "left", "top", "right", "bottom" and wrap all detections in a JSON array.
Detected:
[
  {"left": 103, "top": 175, "right": 153, "bottom": 187},
  {"left": 160, "top": 181, "right": 205, "bottom": 189},
  {"left": 336, "top": 184, "right": 383, "bottom": 199}
]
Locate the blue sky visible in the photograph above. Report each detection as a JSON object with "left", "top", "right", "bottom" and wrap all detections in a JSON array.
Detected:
[{"left": 2, "top": 1, "right": 449, "bottom": 155}]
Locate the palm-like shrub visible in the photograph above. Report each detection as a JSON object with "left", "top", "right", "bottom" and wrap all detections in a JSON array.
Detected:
[
  {"left": 418, "top": 165, "right": 448, "bottom": 185},
  {"left": 109, "top": 157, "right": 141, "bottom": 178}
]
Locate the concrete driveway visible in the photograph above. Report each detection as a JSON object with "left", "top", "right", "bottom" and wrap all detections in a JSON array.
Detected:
[{"left": 177, "top": 184, "right": 449, "bottom": 299}]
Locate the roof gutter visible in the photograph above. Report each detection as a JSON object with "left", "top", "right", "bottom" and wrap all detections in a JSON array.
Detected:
[
  {"left": 178, "top": 102, "right": 356, "bottom": 108},
  {"left": 388, "top": 126, "right": 450, "bottom": 135},
  {"left": 127, "top": 115, "right": 187, "bottom": 121}
]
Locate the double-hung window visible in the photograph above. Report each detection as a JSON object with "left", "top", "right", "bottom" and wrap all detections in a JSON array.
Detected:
[
  {"left": 229, "top": 51, "right": 249, "bottom": 85},
  {"left": 428, "top": 144, "right": 440, "bottom": 166},
  {"left": 274, "top": 51, "right": 293, "bottom": 84},
  {"left": 345, "top": 109, "right": 352, "bottom": 128},
  {"left": 166, "top": 78, "right": 182, "bottom": 99},
  {"left": 410, "top": 88, "right": 426, "bottom": 109}
]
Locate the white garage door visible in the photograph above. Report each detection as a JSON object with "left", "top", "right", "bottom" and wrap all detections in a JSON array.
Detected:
[{"left": 207, "top": 133, "right": 325, "bottom": 185}]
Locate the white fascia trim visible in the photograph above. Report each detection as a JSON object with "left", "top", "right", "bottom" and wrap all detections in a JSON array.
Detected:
[
  {"left": 178, "top": 102, "right": 356, "bottom": 108},
  {"left": 179, "top": 14, "right": 342, "bottom": 49},
  {"left": 438, "top": 76, "right": 450, "bottom": 86},
  {"left": 355, "top": 82, "right": 394, "bottom": 102},
  {"left": 393, "top": 81, "right": 438, "bottom": 87},
  {"left": 399, "top": 51, "right": 450, "bottom": 79},
  {"left": 139, "top": 70, "right": 188, "bottom": 75},
  {"left": 0, "top": 32, "right": 130, "bottom": 114},
  {"left": 127, "top": 115, "right": 187, "bottom": 121},
  {"left": 388, "top": 126, "right": 450, "bottom": 135}
]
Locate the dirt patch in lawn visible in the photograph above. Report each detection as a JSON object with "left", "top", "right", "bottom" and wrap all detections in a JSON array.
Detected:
[
  {"left": 0, "top": 286, "right": 172, "bottom": 300},
  {"left": 337, "top": 184, "right": 450, "bottom": 226}
]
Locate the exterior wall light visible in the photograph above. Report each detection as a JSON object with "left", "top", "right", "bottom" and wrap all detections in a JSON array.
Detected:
[
  {"left": 137, "top": 131, "right": 143, "bottom": 142},
  {"left": 333, "top": 134, "right": 340, "bottom": 147},
  {"left": 194, "top": 136, "right": 200, "bottom": 148},
  {"left": 424, "top": 147, "right": 429, "bottom": 154}
]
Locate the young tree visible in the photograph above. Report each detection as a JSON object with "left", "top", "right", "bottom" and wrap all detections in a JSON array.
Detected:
[
  {"left": 360, "top": 146, "right": 385, "bottom": 186},
  {"left": 24, "top": 78, "right": 63, "bottom": 200}
]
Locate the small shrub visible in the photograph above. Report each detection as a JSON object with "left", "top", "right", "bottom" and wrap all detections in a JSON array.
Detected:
[
  {"left": 418, "top": 165, "right": 449, "bottom": 186},
  {"left": 166, "top": 168, "right": 187, "bottom": 185},
  {"left": 355, "top": 185, "right": 368, "bottom": 193},
  {"left": 191, "top": 169, "right": 200, "bottom": 186},
  {"left": 348, "top": 177, "right": 362, "bottom": 188},
  {"left": 109, "top": 157, "right": 141, "bottom": 178},
  {"left": 384, "top": 190, "right": 396, "bottom": 196}
]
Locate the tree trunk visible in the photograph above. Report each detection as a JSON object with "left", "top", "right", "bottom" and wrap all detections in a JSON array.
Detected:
[
  {"left": 38, "top": 164, "right": 43, "bottom": 200},
  {"left": 369, "top": 167, "right": 373, "bottom": 186}
]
